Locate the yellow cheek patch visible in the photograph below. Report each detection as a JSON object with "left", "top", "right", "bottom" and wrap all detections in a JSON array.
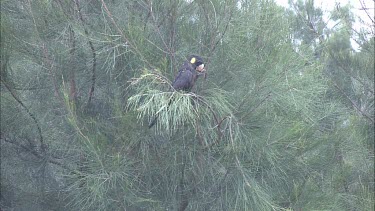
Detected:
[{"left": 190, "top": 57, "right": 196, "bottom": 64}]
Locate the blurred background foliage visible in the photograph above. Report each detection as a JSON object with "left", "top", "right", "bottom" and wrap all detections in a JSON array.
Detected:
[{"left": 1, "top": 0, "right": 373, "bottom": 210}]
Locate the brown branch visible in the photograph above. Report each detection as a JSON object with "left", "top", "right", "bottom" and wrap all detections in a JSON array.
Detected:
[
  {"left": 1, "top": 136, "right": 74, "bottom": 172},
  {"left": 74, "top": 0, "right": 97, "bottom": 104},
  {"left": 1, "top": 136, "right": 41, "bottom": 158},
  {"left": 42, "top": 46, "right": 64, "bottom": 104},
  {"left": 1, "top": 78, "right": 46, "bottom": 154},
  {"left": 359, "top": 0, "right": 375, "bottom": 25},
  {"left": 26, "top": 0, "right": 65, "bottom": 107}
]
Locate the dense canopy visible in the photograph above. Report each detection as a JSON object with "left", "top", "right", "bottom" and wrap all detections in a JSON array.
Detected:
[{"left": 1, "top": 0, "right": 373, "bottom": 210}]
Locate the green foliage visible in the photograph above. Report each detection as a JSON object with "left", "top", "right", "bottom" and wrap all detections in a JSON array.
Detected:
[
  {"left": 127, "top": 70, "right": 232, "bottom": 134},
  {"left": 1, "top": 0, "right": 373, "bottom": 210}
]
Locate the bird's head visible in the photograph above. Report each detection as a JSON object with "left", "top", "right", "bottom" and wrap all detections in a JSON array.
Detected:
[{"left": 188, "top": 55, "right": 205, "bottom": 72}]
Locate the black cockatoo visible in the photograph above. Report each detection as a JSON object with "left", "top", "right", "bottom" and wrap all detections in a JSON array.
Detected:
[
  {"left": 148, "top": 55, "right": 206, "bottom": 128},
  {"left": 172, "top": 55, "right": 205, "bottom": 91}
]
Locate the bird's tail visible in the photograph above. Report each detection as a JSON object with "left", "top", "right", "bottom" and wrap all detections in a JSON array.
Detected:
[
  {"left": 149, "top": 97, "right": 174, "bottom": 128},
  {"left": 148, "top": 115, "right": 159, "bottom": 128}
]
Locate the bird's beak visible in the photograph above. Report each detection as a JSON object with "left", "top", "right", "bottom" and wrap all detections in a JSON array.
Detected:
[{"left": 196, "top": 64, "right": 205, "bottom": 72}]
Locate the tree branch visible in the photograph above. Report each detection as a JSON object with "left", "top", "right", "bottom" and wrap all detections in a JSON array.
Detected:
[
  {"left": 239, "top": 92, "right": 272, "bottom": 122},
  {"left": 328, "top": 50, "right": 374, "bottom": 95},
  {"left": 1, "top": 136, "right": 73, "bottom": 172},
  {"left": 100, "top": 0, "right": 152, "bottom": 68},
  {"left": 74, "top": 0, "right": 97, "bottom": 104},
  {"left": 1, "top": 78, "right": 46, "bottom": 153},
  {"left": 332, "top": 81, "right": 374, "bottom": 123}
]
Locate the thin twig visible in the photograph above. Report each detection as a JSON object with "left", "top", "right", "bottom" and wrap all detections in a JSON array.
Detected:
[
  {"left": 332, "top": 81, "right": 374, "bottom": 123},
  {"left": 328, "top": 50, "right": 374, "bottom": 95},
  {"left": 27, "top": 0, "right": 66, "bottom": 107},
  {"left": 100, "top": 0, "right": 152, "bottom": 68},
  {"left": 359, "top": 0, "right": 375, "bottom": 25},
  {"left": 146, "top": 0, "right": 172, "bottom": 55},
  {"left": 239, "top": 92, "right": 272, "bottom": 122},
  {"left": 1, "top": 136, "right": 73, "bottom": 172},
  {"left": 190, "top": 93, "right": 223, "bottom": 143}
]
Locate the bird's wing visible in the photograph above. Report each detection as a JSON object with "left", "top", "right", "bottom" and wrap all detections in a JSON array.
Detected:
[{"left": 172, "top": 66, "right": 193, "bottom": 90}]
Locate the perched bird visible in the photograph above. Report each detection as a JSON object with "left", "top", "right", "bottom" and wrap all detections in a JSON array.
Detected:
[
  {"left": 148, "top": 55, "right": 206, "bottom": 128},
  {"left": 172, "top": 55, "right": 205, "bottom": 91}
]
